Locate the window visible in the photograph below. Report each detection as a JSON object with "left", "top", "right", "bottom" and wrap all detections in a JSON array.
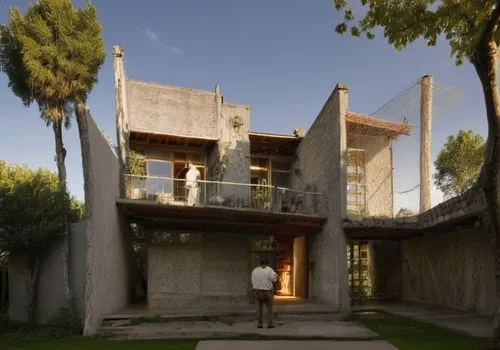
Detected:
[{"left": 147, "top": 160, "right": 173, "bottom": 194}]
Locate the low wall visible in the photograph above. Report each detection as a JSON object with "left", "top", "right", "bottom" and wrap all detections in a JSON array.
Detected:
[
  {"left": 8, "top": 221, "right": 87, "bottom": 324},
  {"left": 402, "top": 226, "right": 495, "bottom": 315},
  {"left": 148, "top": 233, "right": 251, "bottom": 310}
]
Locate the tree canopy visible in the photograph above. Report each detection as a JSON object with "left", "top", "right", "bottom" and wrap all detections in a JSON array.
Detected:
[
  {"left": 434, "top": 130, "right": 485, "bottom": 197},
  {"left": 0, "top": 161, "right": 82, "bottom": 257},
  {"left": 333, "top": 0, "right": 498, "bottom": 65},
  {"left": 0, "top": 0, "right": 105, "bottom": 123},
  {"left": 396, "top": 207, "right": 414, "bottom": 218}
]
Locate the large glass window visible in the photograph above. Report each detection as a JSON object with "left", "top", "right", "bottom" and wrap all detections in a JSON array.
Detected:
[{"left": 147, "top": 160, "right": 173, "bottom": 194}]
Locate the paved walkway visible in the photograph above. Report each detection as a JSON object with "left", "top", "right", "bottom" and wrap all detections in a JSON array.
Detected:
[
  {"left": 196, "top": 340, "right": 397, "bottom": 350},
  {"left": 103, "top": 314, "right": 377, "bottom": 340},
  {"left": 354, "top": 302, "right": 493, "bottom": 338}
]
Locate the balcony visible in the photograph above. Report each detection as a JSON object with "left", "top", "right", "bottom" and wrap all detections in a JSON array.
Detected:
[{"left": 123, "top": 174, "right": 325, "bottom": 217}]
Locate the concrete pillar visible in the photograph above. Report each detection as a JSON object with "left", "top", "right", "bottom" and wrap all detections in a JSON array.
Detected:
[
  {"left": 113, "top": 45, "right": 130, "bottom": 197},
  {"left": 293, "top": 236, "right": 307, "bottom": 298},
  {"left": 419, "top": 75, "right": 432, "bottom": 213}
]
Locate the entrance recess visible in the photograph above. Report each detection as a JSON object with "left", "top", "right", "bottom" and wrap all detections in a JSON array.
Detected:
[{"left": 251, "top": 236, "right": 307, "bottom": 299}]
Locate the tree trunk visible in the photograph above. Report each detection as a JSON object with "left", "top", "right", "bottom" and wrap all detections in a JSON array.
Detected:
[
  {"left": 51, "top": 120, "right": 72, "bottom": 301},
  {"left": 473, "top": 41, "right": 500, "bottom": 347},
  {"left": 52, "top": 120, "right": 67, "bottom": 187},
  {"left": 26, "top": 259, "right": 40, "bottom": 325}
]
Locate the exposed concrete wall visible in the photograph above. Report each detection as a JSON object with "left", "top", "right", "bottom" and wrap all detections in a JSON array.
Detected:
[
  {"left": 8, "top": 221, "right": 87, "bottom": 324},
  {"left": 347, "top": 134, "right": 393, "bottom": 217},
  {"left": 113, "top": 46, "right": 130, "bottom": 196},
  {"left": 8, "top": 243, "right": 65, "bottom": 324},
  {"left": 148, "top": 233, "right": 251, "bottom": 310},
  {"left": 292, "top": 85, "right": 350, "bottom": 311},
  {"left": 126, "top": 80, "right": 218, "bottom": 139},
  {"left": 219, "top": 103, "right": 251, "bottom": 184},
  {"left": 402, "top": 226, "right": 495, "bottom": 315},
  {"left": 69, "top": 220, "right": 88, "bottom": 314},
  {"left": 83, "top": 116, "right": 131, "bottom": 335}
]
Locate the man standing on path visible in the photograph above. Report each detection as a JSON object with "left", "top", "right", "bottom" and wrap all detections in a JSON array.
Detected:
[{"left": 251, "top": 257, "right": 278, "bottom": 328}]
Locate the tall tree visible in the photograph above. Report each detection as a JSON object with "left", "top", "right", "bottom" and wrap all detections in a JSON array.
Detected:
[
  {"left": 0, "top": 162, "right": 79, "bottom": 324},
  {"left": 434, "top": 129, "right": 485, "bottom": 197},
  {"left": 332, "top": 0, "right": 500, "bottom": 344},
  {"left": 0, "top": 0, "right": 105, "bottom": 303}
]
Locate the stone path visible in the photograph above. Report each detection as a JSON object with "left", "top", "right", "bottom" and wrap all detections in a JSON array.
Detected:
[
  {"left": 354, "top": 302, "right": 493, "bottom": 338},
  {"left": 102, "top": 314, "right": 378, "bottom": 340},
  {"left": 195, "top": 340, "right": 398, "bottom": 350}
]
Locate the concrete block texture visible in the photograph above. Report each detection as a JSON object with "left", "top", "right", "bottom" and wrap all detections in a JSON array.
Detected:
[
  {"left": 83, "top": 116, "right": 131, "bottom": 335},
  {"left": 347, "top": 134, "right": 393, "bottom": 217},
  {"left": 127, "top": 80, "right": 218, "bottom": 139},
  {"left": 148, "top": 233, "right": 251, "bottom": 310},
  {"left": 402, "top": 226, "right": 495, "bottom": 315},
  {"left": 292, "top": 85, "right": 350, "bottom": 311}
]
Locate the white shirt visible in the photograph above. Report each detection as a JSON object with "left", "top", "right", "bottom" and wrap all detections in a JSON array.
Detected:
[
  {"left": 186, "top": 167, "right": 200, "bottom": 187},
  {"left": 251, "top": 266, "right": 278, "bottom": 291}
]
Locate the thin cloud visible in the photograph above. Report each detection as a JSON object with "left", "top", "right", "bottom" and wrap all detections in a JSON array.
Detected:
[{"left": 142, "top": 27, "right": 184, "bottom": 56}]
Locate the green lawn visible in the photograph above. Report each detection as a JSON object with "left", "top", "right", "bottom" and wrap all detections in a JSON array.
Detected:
[
  {"left": 350, "top": 311, "right": 490, "bottom": 350},
  {"left": 3, "top": 339, "right": 197, "bottom": 350},
  {"left": 1, "top": 311, "right": 492, "bottom": 349}
]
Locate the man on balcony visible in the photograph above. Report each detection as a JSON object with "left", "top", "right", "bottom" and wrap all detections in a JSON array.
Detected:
[{"left": 185, "top": 161, "right": 201, "bottom": 206}]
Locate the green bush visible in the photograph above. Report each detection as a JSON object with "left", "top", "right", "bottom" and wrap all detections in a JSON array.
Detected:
[{"left": 46, "top": 299, "right": 83, "bottom": 338}]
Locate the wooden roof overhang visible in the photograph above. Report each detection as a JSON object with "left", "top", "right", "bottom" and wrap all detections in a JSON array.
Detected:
[
  {"left": 343, "top": 211, "right": 482, "bottom": 241},
  {"left": 129, "top": 130, "right": 217, "bottom": 148},
  {"left": 249, "top": 132, "right": 301, "bottom": 157},
  {"left": 117, "top": 199, "right": 326, "bottom": 237},
  {"left": 346, "top": 111, "right": 413, "bottom": 138}
]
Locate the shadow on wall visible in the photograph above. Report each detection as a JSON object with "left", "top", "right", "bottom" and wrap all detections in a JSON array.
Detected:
[{"left": 7, "top": 221, "right": 88, "bottom": 324}]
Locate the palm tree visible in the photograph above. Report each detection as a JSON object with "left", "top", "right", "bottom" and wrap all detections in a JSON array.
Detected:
[{"left": 0, "top": 0, "right": 105, "bottom": 302}]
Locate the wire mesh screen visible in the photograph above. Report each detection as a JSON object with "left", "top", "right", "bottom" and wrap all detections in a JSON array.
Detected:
[{"left": 346, "top": 77, "right": 464, "bottom": 218}]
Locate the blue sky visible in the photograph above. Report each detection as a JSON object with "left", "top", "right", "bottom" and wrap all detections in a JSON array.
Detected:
[{"left": 0, "top": 0, "right": 487, "bottom": 213}]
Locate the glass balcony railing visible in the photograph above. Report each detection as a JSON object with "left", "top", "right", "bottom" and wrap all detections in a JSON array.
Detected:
[{"left": 123, "top": 174, "right": 325, "bottom": 216}]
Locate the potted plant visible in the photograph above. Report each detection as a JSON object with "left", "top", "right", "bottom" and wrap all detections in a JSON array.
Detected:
[{"left": 126, "top": 150, "right": 147, "bottom": 199}]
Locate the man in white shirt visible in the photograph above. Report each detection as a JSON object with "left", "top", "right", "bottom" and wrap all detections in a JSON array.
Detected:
[
  {"left": 185, "top": 161, "right": 201, "bottom": 206},
  {"left": 251, "top": 256, "right": 278, "bottom": 328}
]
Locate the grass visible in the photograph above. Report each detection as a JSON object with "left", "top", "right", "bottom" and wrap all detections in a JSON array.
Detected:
[
  {"left": 1, "top": 310, "right": 493, "bottom": 349},
  {"left": 5, "top": 339, "right": 197, "bottom": 350},
  {"left": 349, "top": 311, "right": 490, "bottom": 350}
]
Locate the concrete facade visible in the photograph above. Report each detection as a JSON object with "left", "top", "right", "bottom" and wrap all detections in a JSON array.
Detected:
[
  {"left": 83, "top": 116, "right": 131, "bottom": 335},
  {"left": 347, "top": 134, "right": 393, "bottom": 217},
  {"left": 402, "top": 226, "right": 495, "bottom": 316},
  {"left": 147, "top": 233, "right": 251, "bottom": 309},
  {"left": 291, "top": 85, "right": 350, "bottom": 311}
]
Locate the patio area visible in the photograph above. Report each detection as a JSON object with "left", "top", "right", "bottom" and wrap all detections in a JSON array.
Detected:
[{"left": 104, "top": 297, "right": 341, "bottom": 321}]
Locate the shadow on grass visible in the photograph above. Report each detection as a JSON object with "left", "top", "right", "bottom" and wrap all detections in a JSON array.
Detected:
[{"left": 349, "top": 311, "right": 490, "bottom": 350}]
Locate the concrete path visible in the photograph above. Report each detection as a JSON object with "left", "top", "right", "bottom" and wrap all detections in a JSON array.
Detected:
[
  {"left": 354, "top": 302, "right": 493, "bottom": 338},
  {"left": 196, "top": 340, "right": 398, "bottom": 350},
  {"left": 104, "top": 314, "right": 378, "bottom": 340}
]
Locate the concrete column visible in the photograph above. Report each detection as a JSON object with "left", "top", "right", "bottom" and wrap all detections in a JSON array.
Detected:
[
  {"left": 113, "top": 45, "right": 130, "bottom": 197},
  {"left": 419, "top": 75, "right": 432, "bottom": 213},
  {"left": 335, "top": 84, "right": 350, "bottom": 312}
]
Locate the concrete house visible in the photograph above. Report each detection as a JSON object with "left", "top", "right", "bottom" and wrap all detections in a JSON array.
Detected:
[
  {"left": 8, "top": 45, "right": 414, "bottom": 336},
  {"left": 112, "top": 46, "right": 412, "bottom": 314}
]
